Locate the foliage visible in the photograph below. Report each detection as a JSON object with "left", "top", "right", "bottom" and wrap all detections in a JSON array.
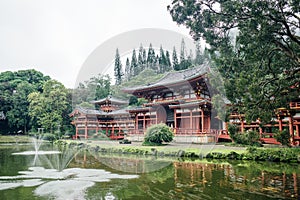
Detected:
[
  {"left": 206, "top": 148, "right": 300, "bottom": 163},
  {"left": 28, "top": 80, "right": 68, "bottom": 134},
  {"left": 114, "top": 48, "right": 123, "bottom": 85},
  {"left": 72, "top": 74, "right": 111, "bottom": 106},
  {"left": 42, "top": 133, "right": 57, "bottom": 142},
  {"left": 274, "top": 129, "right": 290, "bottom": 146},
  {"left": 143, "top": 123, "right": 174, "bottom": 145},
  {"left": 0, "top": 69, "right": 50, "bottom": 134},
  {"left": 168, "top": 0, "right": 300, "bottom": 123},
  {"left": 227, "top": 124, "right": 238, "bottom": 139},
  {"left": 172, "top": 46, "right": 179, "bottom": 70},
  {"left": 228, "top": 124, "right": 261, "bottom": 146}
]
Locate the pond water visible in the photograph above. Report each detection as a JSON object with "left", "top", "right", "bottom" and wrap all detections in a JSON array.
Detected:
[{"left": 0, "top": 144, "right": 299, "bottom": 200}]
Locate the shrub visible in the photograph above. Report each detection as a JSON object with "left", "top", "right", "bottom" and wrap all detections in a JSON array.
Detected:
[
  {"left": 42, "top": 133, "right": 57, "bottom": 142},
  {"left": 228, "top": 124, "right": 238, "bottom": 139},
  {"left": 143, "top": 123, "right": 173, "bottom": 145},
  {"left": 230, "top": 127, "right": 261, "bottom": 146},
  {"left": 274, "top": 129, "right": 290, "bottom": 146}
]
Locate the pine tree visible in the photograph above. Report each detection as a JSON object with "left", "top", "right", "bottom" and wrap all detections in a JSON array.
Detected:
[
  {"left": 195, "top": 41, "right": 204, "bottom": 65},
  {"left": 159, "top": 45, "right": 167, "bottom": 73},
  {"left": 147, "top": 43, "right": 156, "bottom": 70},
  {"left": 154, "top": 55, "right": 160, "bottom": 73},
  {"left": 130, "top": 49, "right": 138, "bottom": 77},
  {"left": 180, "top": 38, "right": 186, "bottom": 63},
  {"left": 125, "top": 58, "right": 131, "bottom": 81},
  {"left": 138, "top": 44, "right": 145, "bottom": 72},
  {"left": 114, "top": 48, "right": 123, "bottom": 85},
  {"left": 142, "top": 49, "right": 147, "bottom": 66},
  {"left": 172, "top": 46, "right": 179, "bottom": 70},
  {"left": 187, "top": 49, "right": 193, "bottom": 67},
  {"left": 165, "top": 50, "right": 172, "bottom": 71}
]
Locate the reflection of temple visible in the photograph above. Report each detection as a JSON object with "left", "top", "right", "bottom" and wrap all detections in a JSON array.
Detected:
[
  {"left": 71, "top": 152, "right": 299, "bottom": 199},
  {"left": 173, "top": 162, "right": 299, "bottom": 199},
  {"left": 70, "top": 64, "right": 300, "bottom": 145}
]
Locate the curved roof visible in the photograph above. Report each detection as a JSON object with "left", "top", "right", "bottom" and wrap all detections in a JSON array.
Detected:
[
  {"left": 122, "top": 63, "right": 210, "bottom": 93},
  {"left": 90, "top": 95, "right": 128, "bottom": 105}
]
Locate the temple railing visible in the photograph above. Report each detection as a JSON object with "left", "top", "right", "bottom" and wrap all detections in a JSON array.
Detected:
[{"left": 290, "top": 102, "right": 300, "bottom": 109}]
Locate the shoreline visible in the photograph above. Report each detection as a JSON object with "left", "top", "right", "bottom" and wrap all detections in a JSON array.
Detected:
[{"left": 61, "top": 139, "right": 300, "bottom": 163}]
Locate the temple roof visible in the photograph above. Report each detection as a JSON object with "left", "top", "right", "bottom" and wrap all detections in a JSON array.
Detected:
[
  {"left": 69, "top": 106, "right": 130, "bottom": 117},
  {"left": 122, "top": 63, "right": 210, "bottom": 93},
  {"left": 69, "top": 107, "right": 104, "bottom": 116},
  {"left": 90, "top": 95, "right": 128, "bottom": 105}
]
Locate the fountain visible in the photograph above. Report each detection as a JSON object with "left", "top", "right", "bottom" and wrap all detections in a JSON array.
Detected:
[{"left": 12, "top": 136, "right": 60, "bottom": 156}]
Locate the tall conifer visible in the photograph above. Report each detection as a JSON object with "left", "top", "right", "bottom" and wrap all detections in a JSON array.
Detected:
[{"left": 114, "top": 48, "right": 123, "bottom": 85}]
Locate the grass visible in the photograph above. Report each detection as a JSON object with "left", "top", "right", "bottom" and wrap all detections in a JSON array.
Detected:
[{"left": 65, "top": 139, "right": 247, "bottom": 156}]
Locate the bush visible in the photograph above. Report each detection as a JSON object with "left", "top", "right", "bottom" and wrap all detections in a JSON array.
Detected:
[
  {"left": 229, "top": 126, "right": 261, "bottom": 146},
  {"left": 42, "top": 133, "right": 57, "bottom": 142},
  {"left": 143, "top": 123, "right": 173, "bottom": 145},
  {"left": 228, "top": 124, "right": 238, "bottom": 139},
  {"left": 274, "top": 129, "right": 290, "bottom": 146}
]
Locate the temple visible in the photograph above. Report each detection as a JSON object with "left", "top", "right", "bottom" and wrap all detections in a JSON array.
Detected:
[
  {"left": 70, "top": 63, "right": 300, "bottom": 145},
  {"left": 69, "top": 96, "right": 134, "bottom": 140}
]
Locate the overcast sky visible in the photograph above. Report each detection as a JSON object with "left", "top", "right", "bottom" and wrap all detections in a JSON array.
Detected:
[{"left": 0, "top": 0, "right": 192, "bottom": 88}]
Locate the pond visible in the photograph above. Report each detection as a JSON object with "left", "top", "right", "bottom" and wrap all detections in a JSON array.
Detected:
[{"left": 0, "top": 143, "right": 299, "bottom": 199}]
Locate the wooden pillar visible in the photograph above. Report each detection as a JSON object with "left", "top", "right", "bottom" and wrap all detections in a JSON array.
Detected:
[
  {"left": 208, "top": 114, "right": 211, "bottom": 132},
  {"left": 112, "top": 124, "right": 115, "bottom": 138},
  {"left": 75, "top": 125, "right": 78, "bottom": 139},
  {"left": 278, "top": 116, "right": 283, "bottom": 131},
  {"left": 135, "top": 114, "right": 138, "bottom": 134},
  {"left": 143, "top": 113, "right": 146, "bottom": 132},
  {"left": 85, "top": 122, "right": 88, "bottom": 139},
  {"left": 259, "top": 127, "right": 263, "bottom": 138},
  {"left": 296, "top": 125, "right": 299, "bottom": 137},
  {"left": 201, "top": 109, "right": 204, "bottom": 133},
  {"left": 96, "top": 121, "right": 99, "bottom": 134},
  {"left": 240, "top": 117, "right": 245, "bottom": 133},
  {"left": 289, "top": 116, "right": 295, "bottom": 146},
  {"left": 174, "top": 109, "right": 177, "bottom": 135},
  {"left": 190, "top": 109, "right": 193, "bottom": 135}
]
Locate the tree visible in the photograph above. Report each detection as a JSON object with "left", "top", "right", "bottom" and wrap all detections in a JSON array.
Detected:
[
  {"left": 114, "top": 48, "right": 123, "bottom": 85},
  {"left": 124, "top": 58, "right": 131, "bottom": 81},
  {"left": 195, "top": 41, "right": 205, "bottom": 65},
  {"left": 28, "top": 80, "right": 68, "bottom": 134},
  {"left": 168, "top": 0, "right": 300, "bottom": 122},
  {"left": 138, "top": 44, "right": 145, "bottom": 72},
  {"left": 6, "top": 82, "right": 34, "bottom": 133},
  {"left": 130, "top": 49, "right": 139, "bottom": 76},
  {"left": 147, "top": 43, "right": 156, "bottom": 70},
  {"left": 0, "top": 69, "right": 50, "bottom": 134},
  {"left": 158, "top": 45, "right": 167, "bottom": 73},
  {"left": 172, "top": 46, "right": 179, "bottom": 70},
  {"left": 165, "top": 50, "right": 172, "bottom": 71},
  {"left": 180, "top": 38, "right": 186, "bottom": 63}
]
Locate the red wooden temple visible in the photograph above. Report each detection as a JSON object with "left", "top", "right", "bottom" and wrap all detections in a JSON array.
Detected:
[
  {"left": 69, "top": 96, "right": 134, "bottom": 140},
  {"left": 70, "top": 64, "right": 300, "bottom": 145}
]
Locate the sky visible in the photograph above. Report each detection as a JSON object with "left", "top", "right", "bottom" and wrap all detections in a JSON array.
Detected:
[{"left": 0, "top": 0, "right": 193, "bottom": 88}]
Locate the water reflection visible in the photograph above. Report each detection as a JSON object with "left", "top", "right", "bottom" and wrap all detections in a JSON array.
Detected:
[{"left": 0, "top": 145, "right": 299, "bottom": 199}]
